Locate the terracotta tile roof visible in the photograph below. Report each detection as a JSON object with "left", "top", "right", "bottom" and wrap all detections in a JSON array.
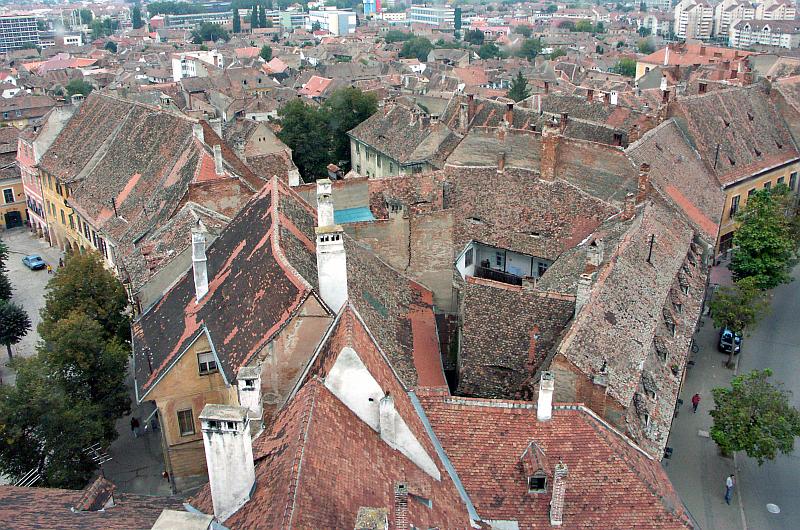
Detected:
[
  {"left": 0, "top": 484, "right": 183, "bottom": 529},
  {"left": 418, "top": 392, "right": 694, "bottom": 529},
  {"left": 298, "top": 75, "right": 333, "bottom": 98},
  {"left": 190, "top": 305, "right": 472, "bottom": 529},
  {"left": 670, "top": 84, "right": 799, "bottom": 186},
  {"left": 133, "top": 177, "right": 319, "bottom": 400},
  {"left": 627, "top": 119, "right": 724, "bottom": 239}
]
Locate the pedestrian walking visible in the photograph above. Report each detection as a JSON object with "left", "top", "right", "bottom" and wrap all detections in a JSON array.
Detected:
[
  {"left": 691, "top": 393, "right": 701, "bottom": 413},
  {"left": 58, "top": 258, "right": 64, "bottom": 268},
  {"left": 725, "top": 474, "right": 735, "bottom": 505},
  {"left": 130, "top": 417, "right": 140, "bottom": 438},
  {"left": 46, "top": 264, "right": 52, "bottom": 274}
]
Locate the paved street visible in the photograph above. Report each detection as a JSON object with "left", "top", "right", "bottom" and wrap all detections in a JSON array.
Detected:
[
  {"left": 1, "top": 228, "right": 62, "bottom": 384},
  {"left": 666, "top": 264, "right": 800, "bottom": 530}
]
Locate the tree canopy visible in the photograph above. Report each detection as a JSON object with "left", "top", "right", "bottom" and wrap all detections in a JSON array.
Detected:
[
  {"left": 478, "top": 42, "right": 502, "bottom": 60},
  {"left": 191, "top": 22, "right": 230, "bottom": 44},
  {"left": 514, "top": 25, "right": 532, "bottom": 38},
  {"left": 399, "top": 36, "right": 433, "bottom": 62},
  {"left": 260, "top": 44, "right": 272, "bottom": 61},
  {"left": 0, "top": 300, "right": 30, "bottom": 358},
  {"left": 277, "top": 87, "right": 377, "bottom": 179},
  {"left": 104, "top": 40, "right": 117, "bottom": 53},
  {"left": 146, "top": 1, "right": 206, "bottom": 15},
  {"left": 0, "top": 238, "right": 11, "bottom": 302},
  {"left": 464, "top": 29, "right": 485, "bottom": 45},
  {"left": 612, "top": 57, "right": 637, "bottom": 77},
  {"left": 233, "top": 8, "right": 241, "bottom": 33},
  {"left": 711, "top": 369, "right": 800, "bottom": 463},
  {"left": 65, "top": 79, "right": 93, "bottom": 98},
  {"left": 132, "top": 5, "right": 144, "bottom": 29},
  {"left": 507, "top": 71, "right": 531, "bottom": 102},
  {"left": 731, "top": 186, "right": 798, "bottom": 289},
  {"left": 384, "top": 30, "right": 413, "bottom": 43},
  {"left": 517, "top": 38, "right": 542, "bottom": 61}
]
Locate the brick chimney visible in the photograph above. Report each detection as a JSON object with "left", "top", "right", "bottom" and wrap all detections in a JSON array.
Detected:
[
  {"left": 497, "top": 150, "right": 506, "bottom": 173},
  {"left": 621, "top": 192, "right": 636, "bottom": 220},
  {"left": 559, "top": 113, "right": 568, "bottom": 134},
  {"left": 636, "top": 163, "right": 650, "bottom": 204},
  {"left": 200, "top": 405, "right": 256, "bottom": 522},
  {"left": 549, "top": 461, "right": 568, "bottom": 526},
  {"left": 537, "top": 371, "right": 554, "bottom": 421},
  {"left": 394, "top": 483, "right": 408, "bottom": 530},
  {"left": 213, "top": 144, "right": 224, "bottom": 175},
  {"left": 459, "top": 102, "right": 469, "bottom": 132},
  {"left": 316, "top": 178, "right": 334, "bottom": 227},
  {"left": 191, "top": 222, "right": 209, "bottom": 301},
  {"left": 544, "top": 80, "right": 550, "bottom": 94},
  {"left": 505, "top": 102, "right": 514, "bottom": 127},
  {"left": 574, "top": 273, "right": 592, "bottom": 318},
  {"left": 587, "top": 88, "right": 594, "bottom": 102},
  {"left": 540, "top": 125, "right": 560, "bottom": 182},
  {"left": 587, "top": 238, "right": 604, "bottom": 266}
]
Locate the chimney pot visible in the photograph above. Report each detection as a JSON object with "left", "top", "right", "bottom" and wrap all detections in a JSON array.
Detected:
[
  {"left": 540, "top": 125, "right": 560, "bottom": 182},
  {"left": 237, "top": 366, "right": 263, "bottom": 422},
  {"left": 550, "top": 461, "right": 569, "bottom": 526},
  {"left": 192, "top": 223, "right": 209, "bottom": 302},
  {"left": 213, "top": 144, "right": 224, "bottom": 175},
  {"left": 537, "top": 371, "right": 555, "bottom": 421},
  {"left": 316, "top": 179, "right": 334, "bottom": 227},
  {"left": 200, "top": 404, "right": 256, "bottom": 522},
  {"left": 505, "top": 102, "right": 514, "bottom": 126},
  {"left": 622, "top": 192, "right": 636, "bottom": 220},
  {"left": 574, "top": 273, "right": 593, "bottom": 318}
]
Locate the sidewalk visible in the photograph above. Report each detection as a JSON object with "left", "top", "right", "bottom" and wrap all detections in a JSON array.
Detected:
[{"left": 663, "top": 314, "right": 745, "bottom": 530}]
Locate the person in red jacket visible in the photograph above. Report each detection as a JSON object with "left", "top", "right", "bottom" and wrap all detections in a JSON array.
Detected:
[{"left": 691, "top": 393, "right": 701, "bottom": 413}]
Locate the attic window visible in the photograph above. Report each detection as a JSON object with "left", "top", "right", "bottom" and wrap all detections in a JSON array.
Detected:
[
  {"left": 245, "top": 379, "right": 255, "bottom": 388},
  {"left": 728, "top": 155, "right": 736, "bottom": 166},
  {"left": 698, "top": 82, "right": 707, "bottom": 94},
  {"left": 528, "top": 231, "right": 541, "bottom": 238},
  {"left": 754, "top": 147, "right": 762, "bottom": 157},
  {"left": 528, "top": 473, "right": 547, "bottom": 493},
  {"left": 467, "top": 216, "right": 484, "bottom": 225}
]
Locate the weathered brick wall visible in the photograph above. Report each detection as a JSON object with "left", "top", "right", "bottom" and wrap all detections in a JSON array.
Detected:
[
  {"left": 408, "top": 209, "right": 456, "bottom": 312},
  {"left": 367, "top": 172, "right": 445, "bottom": 218},
  {"left": 457, "top": 277, "right": 575, "bottom": 398},
  {"left": 550, "top": 354, "right": 627, "bottom": 429},
  {"left": 343, "top": 218, "right": 409, "bottom": 272}
]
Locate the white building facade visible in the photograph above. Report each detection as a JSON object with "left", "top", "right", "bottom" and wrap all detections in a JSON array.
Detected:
[
  {"left": 409, "top": 6, "right": 455, "bottom": 28},
  {"left": 674, "top": 0, "right": 714, "bottom": 39},
  {"left": 729, "top": 19, "right": 800, "bottom": 48},
  {"left": 307, "top": 9, "right": 357, "bottom": 35}
]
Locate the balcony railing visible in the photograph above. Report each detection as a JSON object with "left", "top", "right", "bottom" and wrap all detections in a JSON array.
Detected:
[{"left": 474, "top": 266, "right": 522, "bottom": 286}]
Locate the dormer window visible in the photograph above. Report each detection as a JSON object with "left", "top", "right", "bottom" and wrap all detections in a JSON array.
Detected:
[
  {"left": 528, "top": 472, "right": 547, "bottom": 493},
  {"left": 198, "top": 351, "right": 217, "bottom": 375}
]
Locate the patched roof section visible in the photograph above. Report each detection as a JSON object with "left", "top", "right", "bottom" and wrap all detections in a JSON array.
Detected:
[
  {"left": 418, "top": 392, "right": 694, "bottom": 529},
  {"left": 132, "top": 177, "right": 319, "bottom": 398},
  {"left": 670, "top": 84, "right": 799, "bottom": 186},
  {"left": 627, "top": 119, "right": 724, "bottom": 240}
]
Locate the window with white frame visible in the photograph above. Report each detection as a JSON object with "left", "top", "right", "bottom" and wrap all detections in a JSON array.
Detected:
[{"left": 198, "top": 351, "right": 217, "bottom": 375}]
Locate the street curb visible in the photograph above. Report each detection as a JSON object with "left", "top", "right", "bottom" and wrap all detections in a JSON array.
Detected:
[{"left": 732, "top": 344, "right": 747, "bottom": 530}]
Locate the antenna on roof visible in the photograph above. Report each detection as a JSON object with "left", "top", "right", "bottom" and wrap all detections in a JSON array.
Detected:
[
  {"left": 111, "top": 197, "right": 118, "bottom": 218},
  {"left": 647, "top": 234, "right": 655, "bottom": 264}
]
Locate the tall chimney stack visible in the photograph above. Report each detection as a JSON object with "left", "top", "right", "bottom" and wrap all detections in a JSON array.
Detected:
[
  {"left": 621, "top": 192, "right": 636, "bottom": 221},
  {"left": 193, "top": 122, "right": 205, "bottom": 143},
  {"left": 550, "top": 461, "right": 569, "bottom": 526},
  {"left": 587, "top": 238, "right": 604, "bottom": 267},
  {"left": 316, "top": 225, "right": 348, "bottom": 313},
  {"left": 394, "top": 483, "right": 408, "bottom": 530},
  {"left": 200, "top": 404, "right": 256, "bottom": 522},
  {"left": 504, "top": 102, "right": 514, "bottom": 127},
  {"left": 379, "top": 394, "right": 397, "bottom": 446},
  {"left": 540, "top": 124, "right": 559, "bottom": 182},
  {"left": 237, "top": 366, "right": 263, "bottom": 421},
  {"left": 537, "top": 371, "right": 555, "bottom": 421},
  {"left": 637, "top": 163, "right": 650, "bottom": 204},
  {"left": 192, "top": 222, "right": 209, "bottom": 301},
  {"left": 316, "top": 179, "right": 335, "bottom": 228},
  {"left": 574, "top": 273, "right": 593, "bottom": 318},
  {"left": 213, "top": 144, "right": 224, "bottom": 175}
]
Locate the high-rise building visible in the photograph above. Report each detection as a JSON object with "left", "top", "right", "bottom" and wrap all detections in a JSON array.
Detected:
[
  {"left": 673, "top": 0, "right": 714, "bottom": 40},
  {"left": 409, "top": 5, "right": 455, "bottom": 27},
  {"left": 0, "top": 14, "right": 40, "bottom": 53}
]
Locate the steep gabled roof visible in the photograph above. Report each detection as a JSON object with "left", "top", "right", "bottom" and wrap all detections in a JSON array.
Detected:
[
  {"left": 419, "top": 390, "right": 694, "bottom": 529},
  {"left": 132, "top": 177, "right": 320, "bottom": 400}
]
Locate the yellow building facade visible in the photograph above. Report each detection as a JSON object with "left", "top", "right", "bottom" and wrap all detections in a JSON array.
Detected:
[
  {"left": 0, "top": 173, "right": 25, "bottom": 230},
  {"left": 717, "top": 161, "right": 800, "bottom": 255}
]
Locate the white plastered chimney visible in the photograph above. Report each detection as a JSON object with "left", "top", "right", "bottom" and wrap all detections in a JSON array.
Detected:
[
  {"left": 537, "top": 371, "right": 555, "bottom": 421},
  {"left": 199, "top": 404, "right": 256, "bottom": 522},
  {"left": 192, "top": 222, "right": 209, "bottom": 301},
  {"left": 316, "top": 178, "right": 335, "bottom": 227}
]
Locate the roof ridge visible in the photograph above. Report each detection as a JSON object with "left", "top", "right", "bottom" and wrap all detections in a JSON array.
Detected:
[{"left": 282, "top": 378, "right": 320, "bottom": 528}]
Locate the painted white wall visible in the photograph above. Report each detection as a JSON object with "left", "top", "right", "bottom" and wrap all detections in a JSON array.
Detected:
[
  {"left": 316, "top": 227, "right": 348, "bottom": 313},
  {"left": 192, "top": 226, "right": 208, "bottom": 301},
  {"left": 200, "top": 407, "right": 256, "bottom": 522},
  {"left": 324, "top": 347, "right": 441, "bottom": 479}
]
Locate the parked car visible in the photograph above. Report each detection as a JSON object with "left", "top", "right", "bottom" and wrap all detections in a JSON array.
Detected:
[
  {"left": 718, "top": 326, "right": 742, "bottom": 355},
  {"left": 21, "top": 255, "right": 46, "bottom": 270}
]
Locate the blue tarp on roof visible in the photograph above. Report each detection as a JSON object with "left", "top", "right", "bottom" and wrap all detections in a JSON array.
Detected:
[{"left": 334, "top": 207, "right": 375, "bottom": 224}]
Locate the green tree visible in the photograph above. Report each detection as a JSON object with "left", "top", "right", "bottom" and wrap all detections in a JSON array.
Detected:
[
  {"left": 147, "top": 1, "right": 207, "bottom": 15},
  {"left": 277, "top": 100, "right": 332, "bottom": 179},
  {"left": 258, "top": 4, "right": 267, "bottom": 28},
  {"left": 517, "top": 38, "right": 542, "bottom": 61},
  {"left": 325, "top": 87, "right": 377, "bottom": 165},
  {"left": 514, "top": 25, "right": 532, "bottom": 38},
  {"left": 104, "top": 40, "right": 117, "bottom": 53},
  {"left": 710, "top": 277, "right": 769, "bottom": 367},
  {"left": 612, "top": 57, "right": 637, "bottom": 77},
  {"left": 39, "top": 252, "right": 129, "bottom": 345},
  {"left": 260, "top": 44, "right": 272, "bottom": 61},
  {"left": 191, "top": 22, "right": 230, "bottom": 44},
  {"left": 454, "top": 7, "right": 462, "bottom": 31},
  {"left": 575, "top": 20, "right": 594, "bottom": 32},
  {"left": 312, "top": 20, "right": 321, "bottom": 32},
  {"left": 384, "top": 30, "right": 412, "bottom": 43},
  {"left": 731, "top": 188, "right": 797, "bottom": 289},
  {"left": 638, "top": 25, "right": 652, "bottom": 37},
  {"left": 132, "top": 5, "right": 144, "bottom": 29},
  {"left": 0, "top": 300, "right": 30, "bottom": 358},
  {"left": 637, "top": 38, "right": 655, "bottom": 54},
  {"left": 550, "top": 47, "right": 567, "bottom": 59},
  {"left": 250, "top": 3, "right": 259, "bottom": 27},
  {"left": 710, "top": 369, "right": 800, "bottom": 463},
  {"left": 478, "top": 42, "right": 502, "bottom": 59},
  {"left": 399, "top": 36, "right": 433, "bottom": 62},
  {"left": 79, "top": 8, "right": 93, "bottom": 26},
  {"left": 507, "top": 71, "right": 530, "bottom": 102},
  {"left": 233, "top": 7, "right": 241, "bottom": 32},
  {"left": 0, "top": 238, "right": 11, "bottom": 301},
  {"left": 464, "top": 29, "right": 484, "bottom": 45},
  {"left": 65, "top": 78, "right": 93, "bottom": 97},
  {"left": 558, "top": 20, "right": 575, "bottom": 31},
  {"left": 546, "top": 4, "right": 558, "bottom": 13}
]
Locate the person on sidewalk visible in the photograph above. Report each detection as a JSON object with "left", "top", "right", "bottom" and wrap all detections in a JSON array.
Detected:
[
  {"left": 725, "top": 474, "right": 735, "bottom": 505},
  {"left": 691, "top": 393, "right": 701, "bottom": 413},
  {"left": 130, "top": 417, "right": 140, "bottom": 438},
  {"left": 46, "top": 264, "right": 52, "bottom": 274}
]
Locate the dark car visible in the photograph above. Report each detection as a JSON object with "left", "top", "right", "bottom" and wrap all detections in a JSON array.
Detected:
[
  {"left": 718, "top": 327, "right": 742, "bottom": 354},
  {"left": 21, "top": 255, "right": 46, "bottom": 270}
]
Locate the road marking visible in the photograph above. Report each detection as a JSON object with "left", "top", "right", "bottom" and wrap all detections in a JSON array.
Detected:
[{"left": 766, "top": 504, "right": 780, "bottom": 514}]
